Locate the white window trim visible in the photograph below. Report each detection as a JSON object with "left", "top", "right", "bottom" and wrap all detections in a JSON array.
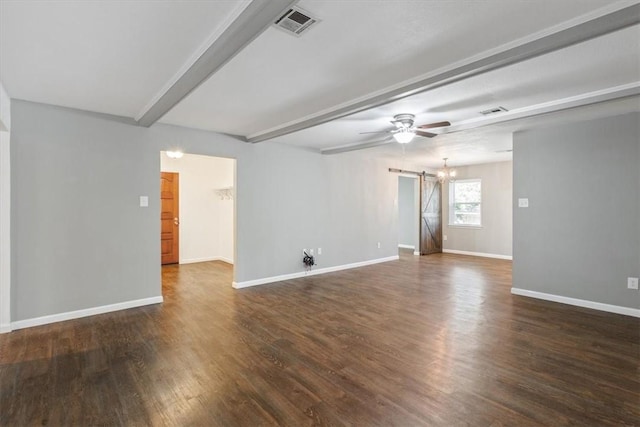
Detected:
[{"left": 448, "top": 178, "right": 482, "bottom": 228}]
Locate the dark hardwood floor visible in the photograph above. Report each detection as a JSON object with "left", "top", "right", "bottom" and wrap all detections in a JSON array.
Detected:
[{"left": 1, "top": 252, "right": 638, "bottom": 426}]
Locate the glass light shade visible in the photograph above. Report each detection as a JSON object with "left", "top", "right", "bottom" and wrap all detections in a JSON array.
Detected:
[
  {"left": 437, "top": 158, "right": 456, "bottom": 183},
  {"left": 393, "top": 129, "right": 415, "bottom": 144},
  {"left": 166, "top": 151, "right": 184, "bottom": 159}
]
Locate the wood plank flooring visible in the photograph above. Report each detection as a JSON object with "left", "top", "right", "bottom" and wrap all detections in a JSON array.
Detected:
[{"left": 1, "top": 252, "right": 639, "bottom": 426}]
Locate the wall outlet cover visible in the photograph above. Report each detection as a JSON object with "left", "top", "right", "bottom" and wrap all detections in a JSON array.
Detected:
[
  {"left": 518, "top": 198, "right": 529, "bottom": 208},
  {"left": 628, "top": 277, "right": 639, "bottom": 290}
]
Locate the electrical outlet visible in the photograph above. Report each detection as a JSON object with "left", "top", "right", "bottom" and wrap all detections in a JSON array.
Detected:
[
  {"left": 377, "top": 242, "right": 381, "bottom": 249},
  {"left": 518, "top": 198, "right": 529, "bottom": 208},
  {"left": 628, "top": 277, "right": 639, "bottom": 290},
  {"left": 443, "top": 235, "right": 448, "bottom": 241},
  {"left": 310, "top": 249, "right": 314, "bottom": 255},
  {"left": 317, "top": 248, "right": 322, "bottom": 255}
]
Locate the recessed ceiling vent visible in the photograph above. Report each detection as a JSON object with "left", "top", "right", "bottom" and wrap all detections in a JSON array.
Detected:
[
  {"left": 480, "top": 106, "right": 509, "bottom": 116},
  {"left": 273, "top": 7, "right": 319, "bottom": 36}
]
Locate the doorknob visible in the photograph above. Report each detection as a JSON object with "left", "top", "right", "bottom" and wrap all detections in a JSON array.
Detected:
[{"left": 174, "top": 217, "right": 180, "bottom": 226}]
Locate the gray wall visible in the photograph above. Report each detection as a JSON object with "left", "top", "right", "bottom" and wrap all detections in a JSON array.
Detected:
[
  {"left": 0, "top": 81, "right": 11, "bottom": 330},
  {"left": 442, "top": 161, "right": 513, "bottom": 257},
  {"left": 397, "top": 176, "right": 418, "bottom": 249},
  {"left": 513, "top": 112, "right": 640, "bottom": 309},
  {"left": 11, "top": 100, "right": 401, "bottom": 321}
]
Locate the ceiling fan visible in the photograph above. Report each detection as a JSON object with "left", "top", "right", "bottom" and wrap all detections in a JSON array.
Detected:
[{"left": 360, "top": 114, "right": 451, "bottom": 144}]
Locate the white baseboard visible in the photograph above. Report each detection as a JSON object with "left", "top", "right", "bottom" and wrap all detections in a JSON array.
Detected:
[
  {"left": 10, "top": 296, "right": 164, "bottom": 331},
  {"left": 180, "top": 256, "right": 234, "bottom": 265},
  {"left": 398, "top": 244, "right": 415, "bottom": 250},
  {"left": 0, "top": 323, "right": 11, "bottom": 334},
  {"left": 511, "top": 288, "right": 640, "bottom": 318},
  {"left": 443, "top": 249, "right": 512, "bottom": 260},
  {"left": 232, "top": 255, "right": 400, "bottom": 289}
]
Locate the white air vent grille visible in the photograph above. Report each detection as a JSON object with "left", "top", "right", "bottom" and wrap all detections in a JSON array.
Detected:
[
  {"left": 480, "top": 106, "right": 509, "bottom": 115},
  {"left": 274, "top": 7, "right": 319, "bottom": 36}
]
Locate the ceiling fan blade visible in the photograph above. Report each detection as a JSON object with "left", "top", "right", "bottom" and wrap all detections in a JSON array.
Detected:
[
  {"left": 359, "top": 130, "right": 390, "bottom": 134},
  {"left": 417, "top": 121, "right": 451, "bottom": 129},
  {"left": 415, "top": 130, "right": 437, "bottom": 138}
]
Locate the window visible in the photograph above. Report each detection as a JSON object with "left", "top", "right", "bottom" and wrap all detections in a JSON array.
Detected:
[{"left": 449, "top": 179, "right": 481, "bottom": 226}]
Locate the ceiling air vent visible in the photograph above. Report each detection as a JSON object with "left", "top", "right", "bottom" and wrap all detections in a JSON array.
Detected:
[
  {"left": 273, "top": 7, "right": 319, "bottom": 36},
  {"left": 480, "top": 106, "right": 509, "bottom": 116}
]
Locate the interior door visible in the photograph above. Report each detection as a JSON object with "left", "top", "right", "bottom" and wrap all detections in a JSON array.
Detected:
[
  {"left": 419, "top": 175, "right": 442, "bottom": 255},
  {"left": 161, "top": 172, "right": 179, "bottom": 265}
]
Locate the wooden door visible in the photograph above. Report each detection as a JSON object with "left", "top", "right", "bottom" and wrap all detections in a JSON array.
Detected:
[
  {"left": 161, "top": 172, "right": 179, "bottom": 264},
  {"left": 419, "top": 175, "right": 442, "bottom": 255}
]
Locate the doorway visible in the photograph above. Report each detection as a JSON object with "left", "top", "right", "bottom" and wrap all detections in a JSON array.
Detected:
[
  {"left": 160, "top": 152, "right": 236, "bottom": 277},
  {"left": 397, "top": 176, "right": 420, "bottom": 255}
]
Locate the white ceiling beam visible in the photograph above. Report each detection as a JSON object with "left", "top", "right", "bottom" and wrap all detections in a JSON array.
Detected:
[
  {"left": 443, "top": 83, "right": 640, "bottom": 134},
  {"left": 249, "top": 3, "right": 640, "bottom": 143},
  {"left": 321, "top": 138, "right": 393, "bottom": 155},
  {"left": 137, "top": 0, "right": 297, "bottom": 128},
  {"left": 320, "top": 83, "right": 640, "bottom": 155}
]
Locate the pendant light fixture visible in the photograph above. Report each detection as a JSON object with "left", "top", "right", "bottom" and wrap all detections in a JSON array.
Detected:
[{"left": 437, "top": 158, "right": 456, "bottom": 184}]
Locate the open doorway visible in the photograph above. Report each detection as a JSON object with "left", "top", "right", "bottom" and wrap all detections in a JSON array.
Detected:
[
  {"left": 397, "top": 176, "right": 420, "bottom": 256},
  {"left": 160, "top": 151, "right": 236, "bottom": 285}
]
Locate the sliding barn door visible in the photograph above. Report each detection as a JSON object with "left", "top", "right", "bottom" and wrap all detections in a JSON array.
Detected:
[{"left": 419, "top": 175, "right": 442, "bottom": 255}]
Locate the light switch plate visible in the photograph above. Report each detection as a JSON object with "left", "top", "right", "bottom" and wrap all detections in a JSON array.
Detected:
[
  {"left": 139, "top": 196, "right": 149, "bottom": 207},
  {"left": 518, "top": 198, "right": 529, "bottom": 208}
]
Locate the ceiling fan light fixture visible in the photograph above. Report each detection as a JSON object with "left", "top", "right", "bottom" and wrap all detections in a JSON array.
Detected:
[{"left": 393, "top": 128, "right": 416, "bottom": 144}]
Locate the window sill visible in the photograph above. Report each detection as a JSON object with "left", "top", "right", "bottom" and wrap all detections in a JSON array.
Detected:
[{"left": 447, "top": 224, "right": 483, "bottom": 229}]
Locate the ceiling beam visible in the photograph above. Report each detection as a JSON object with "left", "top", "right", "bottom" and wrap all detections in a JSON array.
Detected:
[
  {"left": 137, "top": 0, "right": 297, "bottom": 128},
  {"left": 321, "top": 139, "right": 393, "bottom": 155},
  {"left": 320, "top": 83, "right": 640, "bottom": 155},
  {"left": 249, "top": 3, "right": 640, "bottom": 143},
  {"left": 442, "top": 82, "right": 640, "bottom": 134}
]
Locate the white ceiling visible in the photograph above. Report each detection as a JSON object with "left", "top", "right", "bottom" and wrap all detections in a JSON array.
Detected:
[
  {"left": 0, "top": 0, "right": 250, "bottom": 117},
  {"left": 1, "top": 0, "right": 639, "bottom": 167}
]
